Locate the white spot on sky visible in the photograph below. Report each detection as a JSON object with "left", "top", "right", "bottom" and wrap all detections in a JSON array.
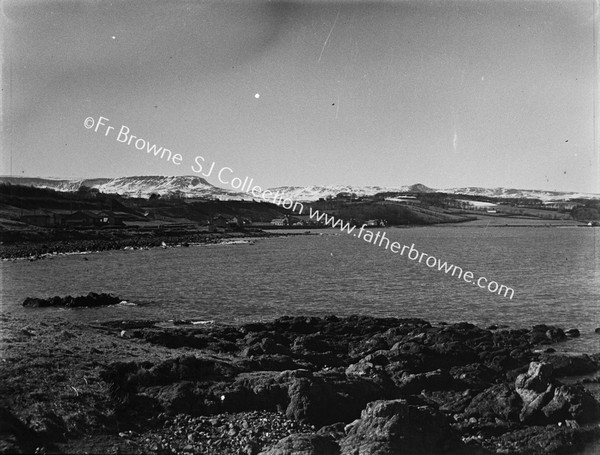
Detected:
[
  {"left": 481, "top": 76, "right": 485, "bottom": 81},
  {"left": 254, "top": 93, "right": 260, "bottom": 99},
  {"left": 111, "top": 36, "right": 116, "bottom": 40}
]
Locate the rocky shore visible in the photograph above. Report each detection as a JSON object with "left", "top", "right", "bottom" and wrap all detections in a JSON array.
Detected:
[
  {"left": 1, "top": 310, "right": 599, "bottom": 454},
  {"left": 0, "top": 230, "right": 280, "bottom": 260}
]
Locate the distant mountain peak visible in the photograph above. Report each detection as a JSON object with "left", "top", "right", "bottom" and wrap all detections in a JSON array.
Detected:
[{"left": 407, "top": 183, "right": 434, "bottom": 193}]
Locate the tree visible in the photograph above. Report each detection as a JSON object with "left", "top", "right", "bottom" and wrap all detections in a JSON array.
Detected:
[{"left": 571, "top": 206, "right": 600, "bottom": 221}]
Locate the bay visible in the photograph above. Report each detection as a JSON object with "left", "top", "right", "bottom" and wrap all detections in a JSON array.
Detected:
[{"left": 2, "top": 226, "right": 599, "bottom": 352}]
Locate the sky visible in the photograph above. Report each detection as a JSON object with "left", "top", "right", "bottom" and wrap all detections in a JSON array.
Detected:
[{"left": 2, "top": 0, "right": 599, "bottom": 193}]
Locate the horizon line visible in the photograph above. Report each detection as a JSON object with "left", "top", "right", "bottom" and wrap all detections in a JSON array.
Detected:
[{"left": 0, "top": 174, "right": 599, "bottom": 196}]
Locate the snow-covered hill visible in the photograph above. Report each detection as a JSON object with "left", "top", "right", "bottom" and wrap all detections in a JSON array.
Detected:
[
  {"left": 267, "top": 184, "right": 434, "bottom": 202},
  {"left": 90, "top": 176, "right": 242, "bottom": 199},
  {"left": 1, "top": 176, "right": 597, "bottom": 202},
  {"left": 0, "top": 175, "right": 244, "bottom": 199},
  {"left": 438, "top": 186, "right": 600, "bottom": 201}
]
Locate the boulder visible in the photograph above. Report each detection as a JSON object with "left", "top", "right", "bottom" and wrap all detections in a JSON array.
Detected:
[
  {"left": 515, "top": 362, "right": 555, "bottom": 424},
  {"left": 259, "top": 433, "right": 340, "bottom": 455},
  {"left": 339, "top": 399, "right": 462, "bottom": 455},
  {"left": 541, "top": 385, "right": 599, "bottom": 424},
  {"left": 285, "top": 373, "right": 387, "bottom": 427},
  {"left": 538, "top": 353, "right": 598, "bottom": 376},
  {"left": 527, "top": 326, "right": 566, "bottom": 344},
  {"left": 515, "top": 361, "right": 600, "bottom": 424},
  {"left": 220, "top": 371, "right": 291, "bottom": 413},
  {"left": 463, "top": 384, "right": 522, "bottom": 422},
  {"left": 515, "top": 362, "right": 554, "bottom": 404}
]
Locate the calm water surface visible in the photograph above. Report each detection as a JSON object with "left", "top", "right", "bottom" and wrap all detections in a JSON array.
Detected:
[{"left": 2, "top": 226, "right": 599, "bottom": 352}]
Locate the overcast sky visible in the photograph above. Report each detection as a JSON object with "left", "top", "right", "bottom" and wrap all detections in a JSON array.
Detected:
[{"left": 2, "top": 0, "right": 598, "bottom": 193}]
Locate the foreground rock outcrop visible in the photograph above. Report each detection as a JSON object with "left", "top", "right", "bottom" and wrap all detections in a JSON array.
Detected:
[
  {"left": 2, "top": 314, "right": 599, "bottom": 454},
  {"left": 95, "top": 316, "right": 600, "bottom": 454},
  {"left": 339, "top": 399, "right": 463, "bottom": 455}
]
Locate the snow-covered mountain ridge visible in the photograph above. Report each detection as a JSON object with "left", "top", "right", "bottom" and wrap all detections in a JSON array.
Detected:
[
  {"left": 0, "top": 175, "right": 241, "bottom": 200},
  {"left": 0, "top": 176, "right": 598, "bottom": 202}
]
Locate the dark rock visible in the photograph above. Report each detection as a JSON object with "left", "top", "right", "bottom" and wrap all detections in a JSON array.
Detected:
[
  {"left": 393, "top": 369, "right": 451, "bottom": 395},
  {"left": 515, "top": 362, "right": 555, "bottom": 424},
  {"left": 515, "top": 362, "right": 553, "bottom": 398},
  {"left": 422, "top": 389, "right": 475, "bottom": 415},
  {"left": 0, "top": 406, "right": 41, "bottom": 454},
  {"left": 274, "top": 316, "right": 322, "bottom": 335},
  {"left": 137, "top": 331, "right": 219, "bottom": 350},
  {"left": 22, "top": 292, "right": 121, "bottom": 308},
  {"left": 233, "top": 355, "right": 303, "bottom": 373},
  {"left": 544, "top": 327, "right": 566, "bottom": 342},
  {"left": 317, "top": 422, "right": 346, "bottom": 440},
  {"left": 492, "top": 424, "right": 600, "bottom": 455},
  {"left": 241, "top": 336, "right": 291, "bottom": 357},
  {"left": 528, "top": 326, "right": 566, "bottom": 344},
  {"left": 28, "top": 411, "right": 67, "bottom": 442},
  {"left": 22, "top": 297, "right": 48, "bottom": 308},
  {"left": 259, "top": 433, "right": 340, "bottom": 455},
  {"left": 239, "top": 322, "right": 269, "bottom": 333},
  {"left": 345, "top": 360, "right": 377, "bottom": 378},
  {"left": 361, "top": 352, "right": 390, "bottom": 367},
  {"left": 539, "top": 353, "right": 598, "bottom": 376},
  {"left": 285, "top": 373, "right": 388, "bottom": 427},
  {"left": 450, "top": 363, "right": 498, "bottom": 389},
  {"left": 464, "top": 383, "right": 522, "bottom": 422},
  {"left": 94, "top": 316, "right": 599, "bottom": 455},
  {"left": 541, "top": 384, "right": 600, "bottom": 424},
  {"left": 339, "top": 399, "right": 463, "bottom": 455},
  {"left": 515, "top": 361, "right": 600, "bottom": 424},
  {"left": 292, "top": 335, "right": 331, "bottom": 354},
  {"left": 219, "top": 371, "right": 291, "bottom": 413},
  {"left": 261, "top": 338, "right": 291, "bottom": 356},
  {"left": 565, "top": 328, "right": 580, "bottom": 338},
  {"left": 429, "top": 340, "right": 479, "bottom": 368},
  {"left": 349, "top": 335, "right": 390, "bottom": 358}
]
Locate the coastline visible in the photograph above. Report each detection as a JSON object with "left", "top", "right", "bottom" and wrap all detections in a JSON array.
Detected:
[
  {"left": 1, "top": 217, "right": 589, "bottom": 260},
  {"left": 1, "top": 309, "right": 599, "bottom": 454},
  {"left": 0, "top": 230, "right": 299, "bottom": 261}
]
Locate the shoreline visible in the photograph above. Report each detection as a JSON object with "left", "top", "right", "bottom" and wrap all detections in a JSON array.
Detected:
[
  {"left": 1, "top": 310, "right": 599, "bottom": 454},
  {"left": 0, "top": 230, "right": 301, "bottom": 261},
  {"left": 1, "top": 219, "right": 591, "bottom": 260}
]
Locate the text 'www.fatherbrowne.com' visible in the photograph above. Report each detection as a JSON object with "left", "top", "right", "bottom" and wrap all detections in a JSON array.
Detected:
[{"left": 305, "top": 207, "right": 515, "bottom": 300}]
